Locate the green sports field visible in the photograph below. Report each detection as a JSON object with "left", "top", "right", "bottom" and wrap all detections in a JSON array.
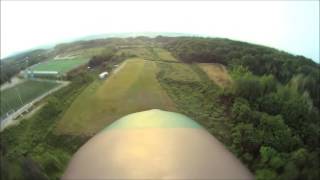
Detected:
[
  {"left": 56, "top": 58, "right": 177, "bottom": 135},
  {"left": 30, "top": 58, "right": 88, "bottom": 74},
  {"left": 0, "top": 80, "right": 59, "bottom": 117}
]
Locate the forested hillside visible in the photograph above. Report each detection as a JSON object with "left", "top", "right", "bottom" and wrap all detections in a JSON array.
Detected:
[
  {"left": 160, "top": 37, "right": 319, "bottom": 109},
  {"left": 158, "top": 37, "right": 320, "bottom": 179}
]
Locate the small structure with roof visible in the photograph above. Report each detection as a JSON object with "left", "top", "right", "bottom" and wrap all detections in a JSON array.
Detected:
[{"left": 99, "top": 72, "right": 109, "bottom": 79}]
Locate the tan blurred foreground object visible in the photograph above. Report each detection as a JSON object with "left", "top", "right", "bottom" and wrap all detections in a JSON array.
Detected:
[{"left": 63, "top": 109, "right": 253, "bottom": 179}]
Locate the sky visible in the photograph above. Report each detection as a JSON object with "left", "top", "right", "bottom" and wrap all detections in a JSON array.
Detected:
[{"left": 1, "top": 1, "right": 319, "bottom": 62}]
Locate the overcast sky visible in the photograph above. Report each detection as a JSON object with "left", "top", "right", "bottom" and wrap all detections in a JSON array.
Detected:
[{"left": 1, "top": 1, "right": 319, "bottom": 62}]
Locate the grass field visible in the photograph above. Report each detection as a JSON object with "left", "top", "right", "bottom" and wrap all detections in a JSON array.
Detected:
[
  {"left": 197, "top": 63, "right": 232, "bottom": 87},
  {"left": 0, "top": 80, "right": 59, "bottom": 117},
  {"left": 56, "top": 58, "right": 176, "bottom": 135},
  {"left": 157, "top": 62, "right": 201, "bottom": 82},
  {"left": 30, "top": 58, "right": 88, "bottom": 74},
  {"left": 116, "top": 47, "right": 154, "bottom": 59},
  {"left": 152, "top": 48, "right": 179, "bottom": 62},
  {"left": 117, "top": 47, "right": 179, "bottom": 62}
]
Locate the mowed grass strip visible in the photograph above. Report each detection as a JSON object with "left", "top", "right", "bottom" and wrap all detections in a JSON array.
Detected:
[
  {"left": 31, "top": 58, "right": 88, "bottom": 73},
  {"left": 153, "top": 48, "right": 179, "bottom": 62},
  {"left": 197, "top": 63, "right": 232, "bottom": 87},
  {"left": 157, "top": 62, "right": 201, "bottom": 82},
  {"left": 56, "top": 58, "right": 176, "bottom": 135},
  {"left": 116, "top": 47, "right": 154, "bottom": 59},
  {"left": 0, "top": 80, "right": 59, "bottom": 116}
]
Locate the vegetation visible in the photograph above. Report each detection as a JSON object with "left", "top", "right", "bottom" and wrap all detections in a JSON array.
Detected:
[
  {"left": 224, "top": 67, "right": 320, "bottom": 179},
  {"left": 157, "top": 62, "right": 233, "bottom": 144},
  {"left": 0, "top": 80, "right": 59, "bottom": 117}
]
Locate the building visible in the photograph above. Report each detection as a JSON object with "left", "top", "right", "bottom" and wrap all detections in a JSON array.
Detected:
[{"left": 25, "top": 70, "right": 59, "bottom": 78}]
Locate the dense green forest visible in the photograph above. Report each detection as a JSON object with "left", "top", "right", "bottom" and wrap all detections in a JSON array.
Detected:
[
  {"left": 160, "top": 36, "right": 320, "bottom": 109},
  {"left": 159, "top": 37, "right": 320, "bottom": 179},
  {"left": 0, "top": 36, "right": 319, "bottom": 179},
  {"left": 227, "top": 68, "right": 319, "bottom": 179}
]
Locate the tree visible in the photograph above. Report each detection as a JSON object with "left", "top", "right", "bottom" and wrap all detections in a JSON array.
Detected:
[
  {"left": 257, "top": 113, "right": 300, "bottom": 152},
  {"left": 290, "top": 148, "right": 308, "bottom": 166},
  {"left": 39, "top": 97, "right": 62, "bottom": 120},
  {"left": 279, "top": 162, "right": 299, "bottom": 180},
  {"left": 259, "top": 146, "right": 285, "bottom": 170},
  {"left": 231, "top": 98, "right": 251, "bottom": 122},
  {"left": 257, "top": 93, "right": 282, "bottom": 115},
  {"left": 255, "top": 169, "right": 277, "bottom": 180},
  {"left": 233, "top": 74, "right": 263, "bottom": 102},
  {"left": 231, "top": 123, "right": 261, "bottom": 155},
  {"left": 260, "top": 75, "right": 277, "bottom": 95}
]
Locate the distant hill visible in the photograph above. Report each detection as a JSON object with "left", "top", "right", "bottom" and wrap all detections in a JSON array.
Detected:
[
  {"left": 75, "top": 32, "right": 198, "bottom": 41},
  {"left": 1, "top": 32, "right": 198, "bottom": 60}
]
